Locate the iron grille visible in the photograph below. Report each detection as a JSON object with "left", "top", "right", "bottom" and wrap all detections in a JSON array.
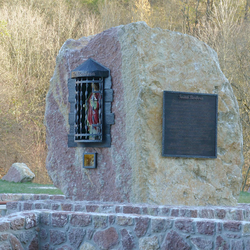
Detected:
[{"left": 75, "top": 77, "right": 103, "bottom": 142}]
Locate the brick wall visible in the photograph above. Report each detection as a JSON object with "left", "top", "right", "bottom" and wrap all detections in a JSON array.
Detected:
[
  {"left": 0, "top": 194, "right": 250, "bottom": 249},
  {"left": 0, "top": 211, "right": 39, "bottom": 249}
]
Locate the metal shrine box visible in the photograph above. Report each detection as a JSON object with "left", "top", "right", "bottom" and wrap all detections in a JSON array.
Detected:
[
  {"left": 68, "top": 58, "right": 114, "bottom": 148},
  {"left": 162, "top": 91, "right": 218, "bottom": 158}
]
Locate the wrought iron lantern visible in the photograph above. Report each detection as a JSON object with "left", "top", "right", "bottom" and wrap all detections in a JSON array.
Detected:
[{"left": 68, "top": 58, "right": 114, "bottom": 148}]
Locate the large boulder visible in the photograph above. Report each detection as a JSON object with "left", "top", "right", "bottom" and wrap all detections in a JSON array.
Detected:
[
  {"left": 45, "top": 22, "right": 243, "bottom": 206},
  {"left": 2, "top": 163, "right": 35, "bottom": 183}
]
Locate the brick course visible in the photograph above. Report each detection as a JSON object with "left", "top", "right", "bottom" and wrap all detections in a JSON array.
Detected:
[
  {"left": 3, "top": 194, "right": 250, "bottom": 223},
  {"left": 0, "top": 209, "right": 250, "bottom": 249},
  {"left": 0, "top": 194, "right": 250, "bottom": 249}
]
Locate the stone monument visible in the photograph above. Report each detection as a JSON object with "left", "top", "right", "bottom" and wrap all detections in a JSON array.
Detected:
[{"left": 45, "top": 22, "right": 243, "bottom": 206}]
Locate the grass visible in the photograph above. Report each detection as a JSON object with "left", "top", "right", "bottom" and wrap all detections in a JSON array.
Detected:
[
  {"left": 0, "top": 179, "right": 249, "bottom": 203},
  {"left": 238, "top": 191, "right": 250, "bottom": 204},
  {"left": 0, "top": 180, "right": 63, "bottom": 195}
]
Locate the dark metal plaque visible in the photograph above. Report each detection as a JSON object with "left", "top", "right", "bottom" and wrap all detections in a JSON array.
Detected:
[{"left": 162, "top": 91, "right": 218, "bottom": 158}]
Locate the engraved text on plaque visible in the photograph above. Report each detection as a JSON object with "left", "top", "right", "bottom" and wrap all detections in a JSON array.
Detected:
[{"left": 162, "top": 91, "right": 218, "bottom": 158}]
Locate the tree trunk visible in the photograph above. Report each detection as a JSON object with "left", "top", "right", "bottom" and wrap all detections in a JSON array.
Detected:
[
  {"left": 242, "top": 165, "right": 250, "bottom": 191},
  {"left": 194, "top": 0, "right": 200, "bottom": 35},
  {"left": 206, "top": 0, "right": 210, "bottom": 20},
  {"left": 245, "top": 0, "right": 250, "bottom": 20}
]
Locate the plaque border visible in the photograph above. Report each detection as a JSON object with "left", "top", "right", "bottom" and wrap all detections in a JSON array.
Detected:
[{"left": 162, "top": 91, "right": 218, "bottom": 159}]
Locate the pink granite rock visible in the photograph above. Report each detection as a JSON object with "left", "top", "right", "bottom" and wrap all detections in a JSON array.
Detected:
[
  {"left": 45, "top": 25, "right": 131, "bottom": 203},
  {"left": 162, "top": 231, "right": 190, "bottom": 250},
  {"left": 121, "top": 229, "right": 135, "bottom": 250},
  {"left": 93, "top": 227, "right": 119, "bottom": 249},
  {"left": 9, "top": 234, "right": 24, "bottom": 250},
  {"left": 2, "top": 163, "right": 35, "bottom": 183},
  {"left": 45, "top": 21, "right": 243, "bottom": 205}
]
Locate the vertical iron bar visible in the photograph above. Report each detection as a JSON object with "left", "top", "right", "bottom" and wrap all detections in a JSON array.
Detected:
[
  {"left": 85, "top": 81, "right": 88, "bottom": 140},
  {"left": 80, "top": 80, "right": 83, "bottom": 139},
  {"left": 77, "top": 81, "right": 80, "bottom": 140},
  {"left": 75, "top": 81, "right": 78, "bottom": 140},
  {"left": 75, "top": 82, "right": 77, "bottom": 140},
  {"left": 99, "top": 78, "right": 102, "bottom": 140},
  {"left": 91, "top": 79, "right": 94, "bottom": 138}
]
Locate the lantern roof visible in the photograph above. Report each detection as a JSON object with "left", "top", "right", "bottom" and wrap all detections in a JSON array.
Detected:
[{"left": 71, "top": 58, "right": 109, "bottom": 78}]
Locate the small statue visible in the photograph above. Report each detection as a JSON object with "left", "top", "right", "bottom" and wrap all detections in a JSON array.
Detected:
[{"left": 87, "top": 83, "right": 101, "bottom": 139}]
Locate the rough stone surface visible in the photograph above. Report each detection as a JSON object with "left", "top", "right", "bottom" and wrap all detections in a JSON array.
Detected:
[
  {"left": 23, "top": 202, "right": 33, "bottom": 211},
  {"left": 175, "top": 219, "right": 194, "bottom": 233},
  {"left": 139, "top": 236, "right": 160, "bottom": 250},
  {"left": 40, "top": 213, "right": 50, "bottom": 226},
  {"left": 0, "top": 206, "right": 250, "bottom": 249},
  {"left": 40, "top": 228, "right": 48, "bottom": 240},
  {"left": 0, "top": 233, "right": 9, "bottom": 241},
  {"left": 190, "top": 237, "right": 213, "bottom": 250},
  {"left": 93, "top": 215, "right": 108, "bottom": 229},
  {"left": 87, "top": 229, "right": 94, "bottom": 240},
  {"left": 151, "top": 218, "right": 172, "bottom": 233},
  {"left": 51, "top": 213, "right": 68, "bottom": 227},
  {"left": 25, "top": 213, "right": 37, "bottom": 229},
  {"left": 2, "top": 163, "right": 35, "bottom": 183},
  {"left": 68, "top": 228, "right": 85, "bottom": 248},
  {"left": 231, "top": 240, "right": 244, "bottom": 250},
  {"left": 117, "top": 216, "right": 133, "bottom": 226},
  {"left": 50, "top": 229, "right": 67, "bottom": 245},
  {"left": 0, "top": 221, "right": 9, "bottom": 232},
  {"left": 70, "top": 214, "right": 91, "bottom": 227},
  {"left": 45, "top": 21, "right": 243, "bottom": 205},
  {"left": 121, "top": 229, "right": 135, "bottom": 250},
  {"left": 215, "top": 235, "right": 229, "bottom": 250},
  {"left": 245, "top": 239, "right": 250, "bottom": 250},
  {"left": 0, "top": 242, "right": 12, "bottom": 250},
  {"left": 162, "top": 230, "right": 191, "bottom": 250},
  {"left": 93, "top": 227, "right": 119, "bottom": 249},
  {"left": 196, "top": 221, "right": 215, "bottom": 235},
  {"left": 80, "top": 242, "right": 96, "bottom": 250},
  {"left": 28, "top": 236, "right": 39, "bottom": 250},
  {"left": 223, "top": 221, "right": 241, "bottom": 232},
  {"left": 7, "top": 202, "right": 18, "bottom": 210},
  {"left": 134, "top": 217, "right": 150, "bottom": 237},
  {"left": 9, "top": 234, "right": 24, "bottom": 250},
  {"left": 10, "top": 217, "right": 25, "bottom": 230},
  {"left": 200, "top": 209, "right": 214, "bottom": 219},
  {"left": 57, "top": 245, "right": 74, "bottom": 250}
]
